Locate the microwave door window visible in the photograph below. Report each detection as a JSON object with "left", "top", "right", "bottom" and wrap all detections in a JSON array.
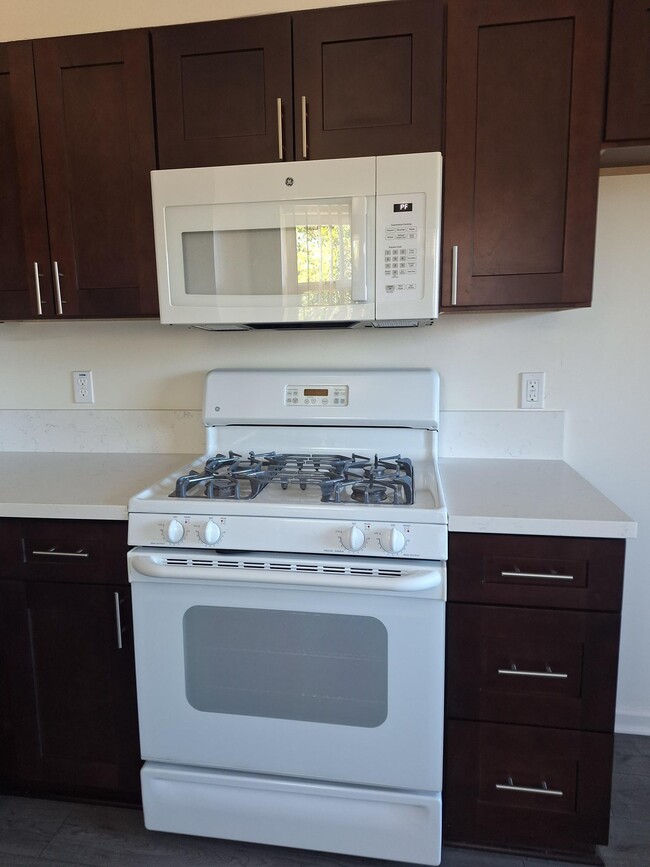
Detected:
[
  {"left": 181, "top": 229, "right": 283, "bottom": 297},
  {"left": 282, "top": 201, "right": 356, "bottom": 309}
]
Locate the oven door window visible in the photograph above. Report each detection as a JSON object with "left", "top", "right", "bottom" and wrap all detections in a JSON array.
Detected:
[{"left": 183, "top": 606, "right": 387, "bottom": 728}]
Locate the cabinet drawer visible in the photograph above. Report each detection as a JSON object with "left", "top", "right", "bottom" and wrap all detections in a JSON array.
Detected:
[
  {"left": 444, "top": 720, "right": 613, "bottom": 851},
  {"left": 446, "top": 604, "right": 620, "bottom": 730},
  {"left": 0, "top": 519, "right": 128, "bottom": 584},
  {"left": 448, "top": 533, "right": 624, "bottom": 611}
]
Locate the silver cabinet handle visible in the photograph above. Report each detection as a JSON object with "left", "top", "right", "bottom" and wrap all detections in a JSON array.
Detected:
[
  {"left": 32, "top": 548, "right": 90, "bottom": 558},
  {"left": 276, "top": 97, "right": 284, "bottom": 160},
  {"left": 496, "top": 777, "right": 563, "bottom": 797},
  {"left": 501, "top": 570, "right": 574, "bottom": 581},
  {"left": 498, "top": 663, "right": 568, "bottom": 679},
  {"left": 53, "top": 261, "right": 65, "bottom": 315},
  {"left": 301, "top": 95, "right": 308, "bottom": 159},
  {"left": 33, "top": 262, "right": 45, "bottom": 315},
  {"left": 451, "top": 245, "right": 458, "bottom": 305},
  {"left": 114, "top": 591, "right": 123, "bottom": 650}
]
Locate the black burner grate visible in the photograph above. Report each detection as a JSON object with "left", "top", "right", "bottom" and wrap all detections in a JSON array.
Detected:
[{"left": 170, "top": 452, "right": 414, "bottom": 505}]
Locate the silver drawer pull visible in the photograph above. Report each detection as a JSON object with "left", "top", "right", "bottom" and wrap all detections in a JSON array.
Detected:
[
  {"left": 53, "top": 261, "right": 66, "bottom": 315},
  {"left": 276, "top": 97, "right": 284, "bottom": 160},
  {"left": 496, "top": 777, "right": 563, "bottom": 797},
  {"left": 32, "top": 548, "right": 90, "bottom": 559},
  {"left": 301, "top": 95, "right": 308, "bottom": 159},
  {"left": 114, "top": 592, "right": 124, "bottom": 650},
  {"left": 498, "top": 663, "right": 568, "bottom": 680},
  {"left": 33, "top": 262, "right": 45, "bottom": 315},
  {"left": 501, "top": 570, "right": 574, "bottom": 581},
  {"left": 451, "top": 245, "right": 459, "bottom": 305}
]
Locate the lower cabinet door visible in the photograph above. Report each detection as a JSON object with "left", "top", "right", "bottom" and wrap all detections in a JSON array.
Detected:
[
  {"left": 446, "top": 603, "right": 620, "bottom": 730},
  {"left": 444, "top": 720, "right": 613, "bottom": 852},
  {"left": 0, "top": 579, "right": 141, "bottom": 802}
]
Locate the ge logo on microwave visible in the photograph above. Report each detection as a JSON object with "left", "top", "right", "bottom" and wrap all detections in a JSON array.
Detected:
[{"left": 285, "top": 177, "right": 294, "bottom": 186}]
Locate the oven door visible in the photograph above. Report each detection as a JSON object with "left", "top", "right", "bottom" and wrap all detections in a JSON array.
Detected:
[{"left": 128, "top": 549, "right": 445, "bottom": 792}]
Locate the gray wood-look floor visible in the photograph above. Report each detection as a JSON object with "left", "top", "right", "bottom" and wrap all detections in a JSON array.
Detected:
[{"left": 1, "top": 734, "right": 648, "bottom": 867}]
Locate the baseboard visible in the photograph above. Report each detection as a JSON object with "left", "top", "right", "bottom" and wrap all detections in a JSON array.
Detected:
[{"left": 615, "top": 709, "right": 650, "bottom": 736}]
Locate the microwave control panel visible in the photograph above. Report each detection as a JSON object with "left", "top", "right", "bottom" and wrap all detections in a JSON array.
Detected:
[{"left": 376, "top": 192, "right": 426, "bottom": 300}]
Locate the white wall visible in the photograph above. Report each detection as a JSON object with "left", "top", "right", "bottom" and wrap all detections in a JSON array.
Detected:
[{"left": 2, "top": 0, "right": 650, "bottom": 733}]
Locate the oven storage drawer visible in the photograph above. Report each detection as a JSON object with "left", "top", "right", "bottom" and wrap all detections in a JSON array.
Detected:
[
  {"left": 446, "top": 603, "right": 620, "bottom": 730},
  {"left": 141, "top": 762, "right": 442, "bottom": 866},
  {"left": 444, "top": 720, "right": 614, "bottom": 851},
  {"left": 448, "top": 533, "right": 625, "bottom": 611}
]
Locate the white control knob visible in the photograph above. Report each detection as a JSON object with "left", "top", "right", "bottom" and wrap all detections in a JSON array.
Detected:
[
  {"left": 166, "top": 518, "right": 185, "bottom": 544},
  {"left": 380, "top": 527, "right": 406, "bottom": 554},
  {"left": 200, "top": 519, "right": 221, "bottom": 546},
  {"left": 341, "top": 525, "right": 365, "bottom": 551}
]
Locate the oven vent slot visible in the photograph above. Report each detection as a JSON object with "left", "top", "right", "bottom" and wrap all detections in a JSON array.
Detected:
[{"left": 160, "top": 556, "right": 407, "bottom": 578}]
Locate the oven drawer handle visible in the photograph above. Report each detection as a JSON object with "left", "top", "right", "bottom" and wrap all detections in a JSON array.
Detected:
[
  {"left": 129, "top": 555, "right": 444, "bottom": 592},
  {"left": 496, "top": 778, "right": 563, "bottom": 797},
  {"left": 32, "top": 548, "right": 90, "bottom": 559},
  {"left": 501, "top": 569, "right": 574, "bottom": 581},
  {"left": 497, "top": 664, "right": 568, "bottom": 680}
]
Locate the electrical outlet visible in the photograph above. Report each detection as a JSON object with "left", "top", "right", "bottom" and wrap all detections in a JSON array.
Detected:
[
  {"left": 73, "top": 371, "right": 95, "bottom": 404},
  {"left": 520, "top": 372, "right": 545, "bottom": 409}
]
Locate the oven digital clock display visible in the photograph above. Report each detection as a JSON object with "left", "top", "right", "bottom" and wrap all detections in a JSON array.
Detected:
[{"left": 285, "top": 385, "right": 349, "bottom": 406}]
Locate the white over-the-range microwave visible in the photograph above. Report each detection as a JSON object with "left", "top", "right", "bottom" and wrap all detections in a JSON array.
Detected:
[{"left": 151, "top": 152, "right": 442, "bottom": 330}]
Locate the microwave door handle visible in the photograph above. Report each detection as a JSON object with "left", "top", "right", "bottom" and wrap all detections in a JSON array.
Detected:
[{"left": 350, "top": 197, "right": 368, "bottom": 302}]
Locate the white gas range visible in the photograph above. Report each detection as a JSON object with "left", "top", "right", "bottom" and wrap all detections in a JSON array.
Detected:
[{"left": 127, "top": 368, "right": 447, "bottom": 866}]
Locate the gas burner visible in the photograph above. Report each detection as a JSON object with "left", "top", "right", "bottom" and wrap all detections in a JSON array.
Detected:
[
  {"left": 321, "top": 455, "right": 414, "bottom": 505},
  {"left": 351, "top": 483, "right": 388, "bottom": 504}
]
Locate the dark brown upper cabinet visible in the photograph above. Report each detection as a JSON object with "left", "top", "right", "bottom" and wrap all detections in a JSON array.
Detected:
[
  {"left": 292, "top": 0, "right": 443, "bottom": 161},
  {"left": 605, "top": 0, "right": 650, "bottom": 145},
  {"left": 153, "top": 0, "right": 443, "bottom": 169},
  {"left": 0, "top": 43, "right": 51, "bottom": 320},
  {"left": 442, "top": 0, "right": 609, "bottom": 311},
  {"left": 1, "top": 31, "right": 158, "bottom": 321},
  {"left": 152, "top": 14, "right": 294, "bottom": 168}
]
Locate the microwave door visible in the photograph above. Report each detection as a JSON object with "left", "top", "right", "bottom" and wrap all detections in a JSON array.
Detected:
[{"left": 160, "top": 197, "right": 376, "bottom": 326}]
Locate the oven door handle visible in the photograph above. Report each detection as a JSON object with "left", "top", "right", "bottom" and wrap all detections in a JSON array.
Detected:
[{"left": 128, "top": 554, "right": 444, "bottom": 592}]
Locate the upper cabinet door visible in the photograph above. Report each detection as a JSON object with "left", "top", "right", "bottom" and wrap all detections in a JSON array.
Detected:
[
  {"left": 292, "top": 0, "right": 443, "bottom": 161},
  {"left": 33, "top": 30, "right": 158, "bottom": 318},
  {"left": 0, "top": 42, "right": 52, "bottom": 320},
  {"left": 442, "top": 0, "right": 609, "bottom": 310},
  {"left": 153, "top": 15, "right": 294, "bottom": 168},
  {"left": 605, "top": 0, "right": 650, "bottom": 143}
]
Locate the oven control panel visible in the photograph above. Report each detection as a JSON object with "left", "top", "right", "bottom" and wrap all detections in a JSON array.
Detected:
[
  {"left": 128, "top": 513, "right": 448, "bottom": 561},
  {"left": 285, "top": 385, "right": 349, "bottom": 407}
]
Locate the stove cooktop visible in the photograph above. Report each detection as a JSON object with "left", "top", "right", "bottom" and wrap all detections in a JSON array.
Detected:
[{"left": 171, "top": 451, "right": 415, "bottom": 505}]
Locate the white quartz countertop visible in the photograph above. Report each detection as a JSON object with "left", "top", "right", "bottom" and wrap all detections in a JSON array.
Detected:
[
  {"left": 440, "top": 458, "right": 637, "bottom": 538},
  {"left": 0, "top": 453, "right": 637, "bottom": 538},
  {"left": 0, "top": 453, "right": 194, "bottom": 521}
]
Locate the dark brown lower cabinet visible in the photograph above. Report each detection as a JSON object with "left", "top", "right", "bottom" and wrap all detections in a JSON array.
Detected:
[
  {"left": 444, "top": 532, "right": 626, "bottom": 861},
  {"left": 445, "top": 720, "right": 614, "bottom": 855},
  {"left": 0, "top": 519, "right": 141, "bottom": 804}
]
